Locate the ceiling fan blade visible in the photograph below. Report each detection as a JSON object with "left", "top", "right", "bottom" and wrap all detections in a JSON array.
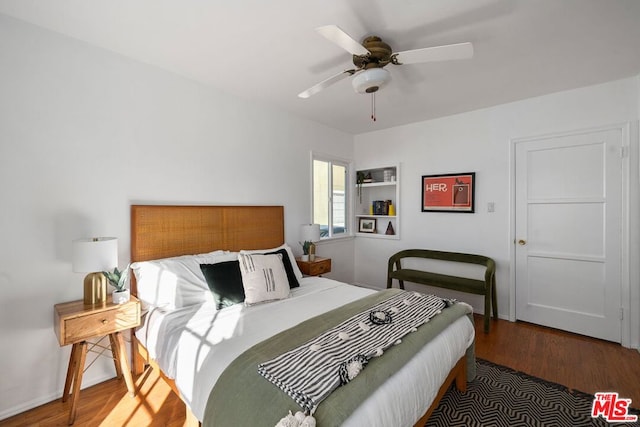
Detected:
[
  {"left": 298, "top": 69, "right": 357, "bottom": 99},
  {"left": 316, "top": 25, "right": 370, "bottom": 56},
  {"left": 394, "top": 42, "right": 474, "bottom": 65}
]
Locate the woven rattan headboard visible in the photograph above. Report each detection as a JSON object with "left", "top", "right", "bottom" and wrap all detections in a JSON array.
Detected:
[{"left": 130, "top": 205, "right": 285, "bottom": 295}]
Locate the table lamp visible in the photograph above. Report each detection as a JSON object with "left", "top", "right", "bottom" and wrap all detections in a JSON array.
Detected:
[
  {"left": 72, "top": 237, "right": 118, "bottom": 305},
  {"left": 300, "top": 224, "right": 321, "bottom": 261}
]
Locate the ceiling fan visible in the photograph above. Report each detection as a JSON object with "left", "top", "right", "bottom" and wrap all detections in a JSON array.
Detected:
[{"left": 298, "top": 25, "right": 474, "bottom": 120}]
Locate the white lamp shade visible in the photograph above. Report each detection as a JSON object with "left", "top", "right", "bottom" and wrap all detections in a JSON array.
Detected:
[
  {"left": 300, "top": 224, "right": 321, "bottom": 243},
  {"left": 72, "top": 237, "right": 118, "bottom": 273},
  {"left": 352, "top": 68, "right": 391, "bottom": 94}
]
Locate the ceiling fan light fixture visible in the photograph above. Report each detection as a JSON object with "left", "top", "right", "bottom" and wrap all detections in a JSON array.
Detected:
[{"left": 352, "top": 68, "right": 390, "bottom": 94}]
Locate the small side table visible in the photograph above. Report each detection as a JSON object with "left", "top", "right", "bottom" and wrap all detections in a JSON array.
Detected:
[
  {"left": 296, "top": 256, "right": 331, "bottom": 277},
  {"left": 54, "top": 296, "right": 141, "bottom": 425}
]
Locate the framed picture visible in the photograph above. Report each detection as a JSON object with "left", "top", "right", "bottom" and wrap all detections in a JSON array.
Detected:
[
  {"left": 422, "top": 172, "right": 475, "bottom": 213},
  {"left": 358, "top": 218, "right": 376, "bottom": 233}
]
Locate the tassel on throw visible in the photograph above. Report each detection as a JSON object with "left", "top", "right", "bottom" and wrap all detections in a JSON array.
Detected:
[{"left": 274, "top": 411, "right": 316, "bottom": 427}]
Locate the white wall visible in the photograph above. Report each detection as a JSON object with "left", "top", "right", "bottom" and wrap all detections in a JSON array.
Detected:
[
  {"left": 354, "top": 77, "right": 640, "bottom": 348},
  {"left": 0, "top": 15, "right": 355, "bottom": 418}
]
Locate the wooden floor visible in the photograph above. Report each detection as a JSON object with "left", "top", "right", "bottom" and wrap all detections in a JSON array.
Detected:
[
  {"left": 474, "top": 315, "right": 640, "bottom": 406},
  {"left": 2, "top": 315, "right": 639, "bottom": 426}
]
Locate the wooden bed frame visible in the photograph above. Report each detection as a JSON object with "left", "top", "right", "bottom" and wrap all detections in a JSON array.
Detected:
[{"left": 129, "top": 204, "right": 466, "bottom": 426}]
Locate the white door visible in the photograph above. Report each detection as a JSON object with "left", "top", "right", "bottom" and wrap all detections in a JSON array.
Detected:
[{"left": 515, "top": 128, "right": 623, "bottom": 342}]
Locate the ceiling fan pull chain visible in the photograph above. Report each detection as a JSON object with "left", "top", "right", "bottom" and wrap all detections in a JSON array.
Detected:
[{"left": 371, "top": 92, "right": 376, "bottom": 122}]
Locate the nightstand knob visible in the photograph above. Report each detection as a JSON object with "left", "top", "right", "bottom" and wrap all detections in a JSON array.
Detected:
[{"left": 101, "top": 319, "right": 108, "bottom": 325}]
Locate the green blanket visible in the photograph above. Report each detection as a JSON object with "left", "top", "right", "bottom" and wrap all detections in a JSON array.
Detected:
[{"left": 203, "top": 289, "right": 475, "bottom": 426}]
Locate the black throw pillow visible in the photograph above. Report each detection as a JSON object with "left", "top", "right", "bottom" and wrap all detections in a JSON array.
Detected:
[
  {"left": 264, "top": 248, "right": 300, "bottom": 289},
  {"left": 200, "top": 261, "right": 245, "bottom": 309}
]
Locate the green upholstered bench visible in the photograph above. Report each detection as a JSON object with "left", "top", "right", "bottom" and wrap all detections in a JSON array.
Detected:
[{"left": 387, "top": 249, "right": 497, "bottom": 332}]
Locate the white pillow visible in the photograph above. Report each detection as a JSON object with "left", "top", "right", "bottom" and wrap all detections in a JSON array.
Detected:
[
  {"left": 238, "top": 253, "right": 290, "bottom": 305},
  {"left": 240, "top": 243, "right": 303, "bottom": 280},
  {"left": 131, "top": 250, "right": 238, "bottom": 310}
]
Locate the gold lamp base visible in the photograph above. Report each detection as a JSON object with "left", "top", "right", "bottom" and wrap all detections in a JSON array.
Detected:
[
  {"left": 83, "top": 272, "right": 107, "bottom": 305},
  {"left": 309, "top": 243, "right": 316, "bottom": 261}
]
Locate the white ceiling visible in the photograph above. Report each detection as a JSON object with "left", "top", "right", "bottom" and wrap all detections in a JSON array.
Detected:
[{"left": 1, "top": 0, "right": 640, "bottom": 135}]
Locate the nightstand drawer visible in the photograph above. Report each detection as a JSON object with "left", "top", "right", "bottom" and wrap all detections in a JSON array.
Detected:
[
  {"left": 308, "top": 258, "right": 331, "bottom": 276},
  {"left": 65, "top": 306, "right": 138, "bottom": 345},
  {"left": 55, "top": 298, "right": 141, "bottom": 346},
  {"left": 296, "top": 256, "right": 332, "bottom": 277}
]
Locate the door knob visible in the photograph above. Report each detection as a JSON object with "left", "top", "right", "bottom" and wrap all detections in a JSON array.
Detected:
[{"left": 518, "top": 239, "right": 526, "bottom": 245}]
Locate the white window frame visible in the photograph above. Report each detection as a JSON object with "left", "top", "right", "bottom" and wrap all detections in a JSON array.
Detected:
[{"left": 311, "top": 152, "right": 352, "bottom": 240}]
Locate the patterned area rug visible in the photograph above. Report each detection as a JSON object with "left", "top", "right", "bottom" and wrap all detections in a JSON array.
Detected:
[{"left": 426, "top": 359, "right": 640, "bottom": 427}]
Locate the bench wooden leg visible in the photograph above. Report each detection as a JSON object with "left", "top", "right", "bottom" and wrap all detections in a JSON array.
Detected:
[
  {"left": 482, "top": 276, "right": 498, "bottom": 333},
  {"left": 491, "top": 277, "right": 498, "bottom": 319},
  {"left": 483, "top": 295, "right": 490, "bottom": 333}
]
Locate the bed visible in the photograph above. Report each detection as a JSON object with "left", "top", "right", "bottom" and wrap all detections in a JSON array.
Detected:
[{"left": 129, "top": 205, "right": 475, "bottom": 426}]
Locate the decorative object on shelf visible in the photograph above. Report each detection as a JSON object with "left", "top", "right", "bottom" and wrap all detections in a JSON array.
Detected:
[
  {"left": 103, "top": 265, "right": 131, "bottom": 304},
  {"left": 72, "top": 237, "right": 117, "bottom": 305},
  {"left": 356, "top": 171, "right": 374, "bottom": 203},
  {"left": 385, "top": 222, "right": 395, "bottom": 235},
  {"left": 388, "top": 203, "right": 396, "bottom": 216},
  {"left": 357, "top": 171, "right": 365, "bottom": 203},
  {"left": 300, "top": 224, "right": 321, "bottom": 261},
  {"left": 422, "top": 172, "right": 475, "bottom": 213},
  {"left": 359, "top": 218, "right": 376, "bottom": 233},
  {"left": 373, "top": 200, "right": 389, "bottom": 215}
]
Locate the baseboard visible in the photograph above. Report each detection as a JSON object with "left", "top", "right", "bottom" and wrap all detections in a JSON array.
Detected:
[{"left": 0, "top": 373, "right": 114, "bottom": 421}]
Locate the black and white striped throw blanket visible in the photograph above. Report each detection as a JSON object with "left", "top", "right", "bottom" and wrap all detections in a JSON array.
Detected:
[{"left": 258, "top": 291, "right": 451, "bottom": 418}]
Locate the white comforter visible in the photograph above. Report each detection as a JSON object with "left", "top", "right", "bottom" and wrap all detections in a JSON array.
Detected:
[{"left": 136, "top": 278, "right": 475, "bottom": 425}]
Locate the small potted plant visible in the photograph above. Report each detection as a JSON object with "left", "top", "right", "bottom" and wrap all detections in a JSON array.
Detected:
[
  {"left": 102, "top": 266, "right": 130, "bottom": 304},
  {"left": 356, "top": 171, "right": 365, "bottom": 204},
  {"left": 300, "top": 241, "right": 312, "bottom": 261}
]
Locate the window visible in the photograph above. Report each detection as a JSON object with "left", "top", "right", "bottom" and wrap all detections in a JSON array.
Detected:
[{"left": 312, "top": 155, "right": 350, "bottom": 239}]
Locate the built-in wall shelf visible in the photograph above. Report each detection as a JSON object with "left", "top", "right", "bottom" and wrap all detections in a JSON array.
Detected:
[
  {"left": 355, "top": 164, "right": 400, "bottom": 239},
  {"left": 360, "top": 182, "right": 396, "bottom": 188}
]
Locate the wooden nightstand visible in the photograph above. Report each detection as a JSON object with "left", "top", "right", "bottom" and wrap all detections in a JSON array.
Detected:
[
  {"left": 54, "top": 296, "right": 141, "bottom": 425},
  {"left": 296, "top": 256, "right": 331, "bottom": 277}
]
